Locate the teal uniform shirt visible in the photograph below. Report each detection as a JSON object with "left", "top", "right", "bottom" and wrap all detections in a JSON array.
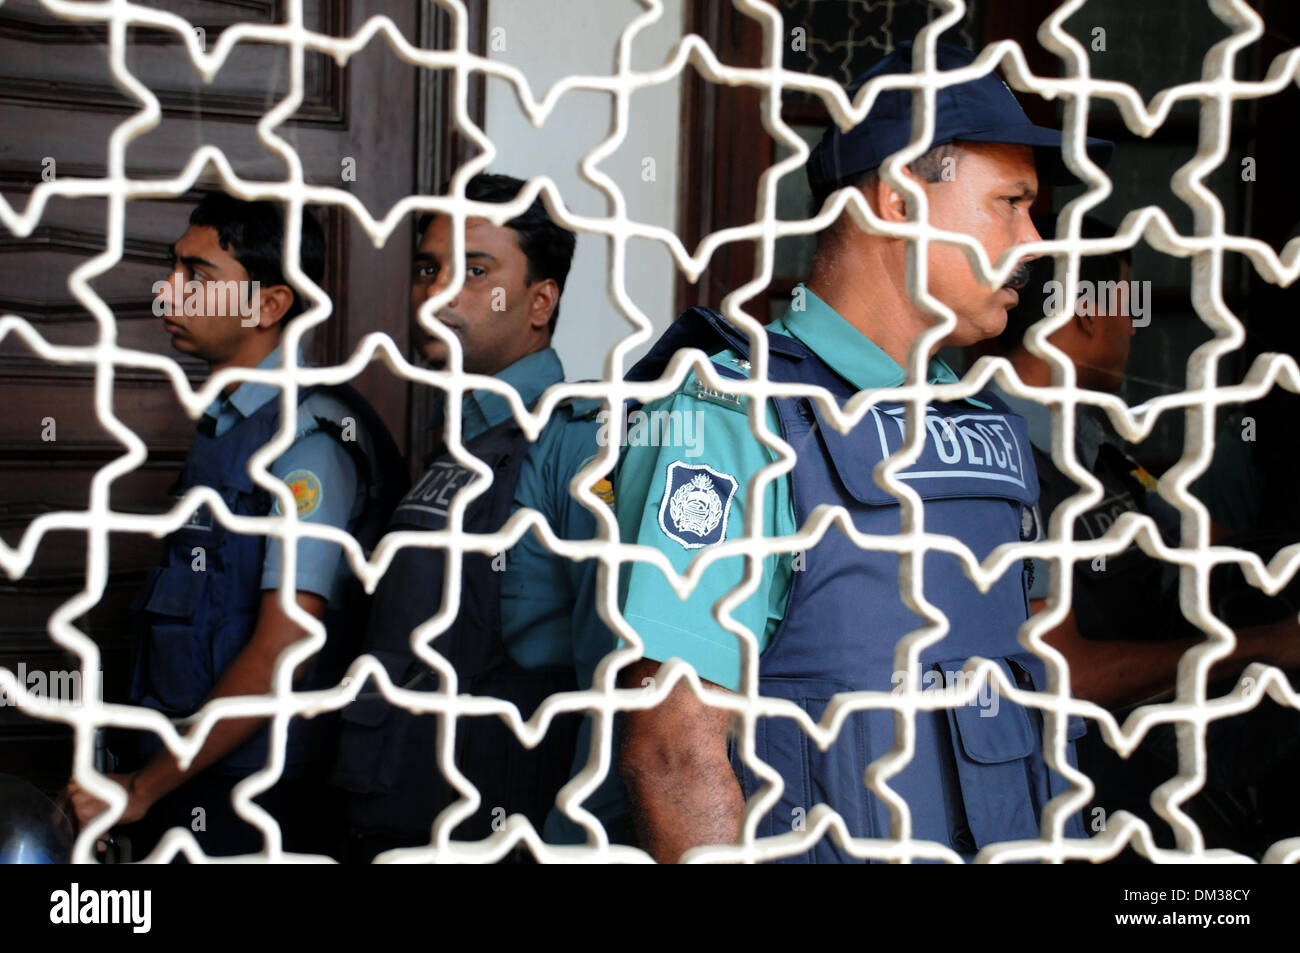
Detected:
[
  {"left": 431, "top": 348, "right": 611, "bottom": 682},
  {"left": 429, "top": 347, "right": 624, "bottom": 843},
  {"left": 201, "top": 344, "right": 366, "bottom": 604},
  {"left": 615, "top": 286, "right": 989, "bottom": 692}
]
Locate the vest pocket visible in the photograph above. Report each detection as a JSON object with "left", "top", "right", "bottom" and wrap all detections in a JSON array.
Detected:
[
  {"left": 1005, "top": 654, "right": 1089, "bottom": 842},
  {"left": 135, "top": 565, "right": 208, "bottom": 714},
  {"left": 1006, "top": 654, "right": 1088, "bottom": 743},
  {"left": 939, "top": 658, "right": 1042, "bottom": 848},
  {"left": 334, "top": 694, "right": 405, "bottom": 795},
  {"left": 333, "top": 651, "right": 421, "bottom": 796}
]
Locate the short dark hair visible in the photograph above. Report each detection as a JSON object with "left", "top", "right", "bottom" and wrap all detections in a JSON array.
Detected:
[
  {"left": 1000, "top": 216, "right": 1133, "bottom": 354},
  {"left": 188, "top": 194, "right": 326, "bottom": 323},
  {"left": 417, "top": 173, "right": 576, "bottom": 336},
  {"left": 809, "top": 141, "right": 967, "bottom": 217}
]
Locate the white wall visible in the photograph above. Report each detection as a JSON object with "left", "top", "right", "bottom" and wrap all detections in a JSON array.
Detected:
[{"left": 484, "top": 0, "right": 684, "bottom": 381}]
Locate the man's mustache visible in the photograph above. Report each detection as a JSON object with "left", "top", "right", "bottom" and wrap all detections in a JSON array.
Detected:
[
  {"left": 1003, "top": 262, "right": 1033, "bottom": 291},
  {"left": 413, "top": 309, "right": 465, "bottom": 331}
]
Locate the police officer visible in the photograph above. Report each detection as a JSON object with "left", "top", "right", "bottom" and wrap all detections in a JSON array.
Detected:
[
  {"left": 614, "top": 42, "right": 1115, "bottom": 863},
  {"left": 66, "top": 194, "right": 404, "bottom": 858},
  {"left": 994, "top": 219, "right": 1300, "bottom": 857},
  {"left": 993, "top": 217, "right": 1186, "bottom": 683},
  {"left": 993, "top": 219, "right": 1300, "bottom": 702},
  {"left": 333, "top": 173, "right": 626, "bottom": 861}
]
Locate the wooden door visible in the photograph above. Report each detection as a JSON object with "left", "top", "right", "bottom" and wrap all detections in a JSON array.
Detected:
[{"left": 0, "top": 0, "right": 484, "bottom": 797}]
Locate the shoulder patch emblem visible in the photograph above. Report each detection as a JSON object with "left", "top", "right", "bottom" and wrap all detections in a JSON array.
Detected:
[
  {"left": 591, "top": 477, "right": 615, "bottom": 506},
  {"left": 658, "top": 462, "right": 738, "bottom": 549},
  {"left": 284, "top": 468, "right": 322, "bottom": 518},
  {"left": 1130, "top": 466, "right": 1158, "bottom": 492}
]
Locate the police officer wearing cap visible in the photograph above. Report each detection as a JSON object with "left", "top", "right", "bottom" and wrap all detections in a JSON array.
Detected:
[
  {"left": 614, "top": 41, "right": 1115, "bottom": 863},
  {"left": 66, "top": 194, "right": 406, "bottom": 858},
  {"left": 992, "top": 219, "right": 1300, "bottom": 856},
  {"left": 992, "top": 220, "right": 1188, "bottom": 699},
  {"left": 333, "top": 173, "right": 627, "bottom": 862},
  {"left": 993, "top": 219, "right": 1300, "bottom": 702}
]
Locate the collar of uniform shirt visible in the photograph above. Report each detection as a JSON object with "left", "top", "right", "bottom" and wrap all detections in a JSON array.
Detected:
[
  {"left": 776, "top": 284, "right": 991, "bottom": 409},
  {"left": 201, "top": 343, "right": 306, "bottom": 437},
  {"left": 430, "top": 347, "right": 564, "bottom": 444}
]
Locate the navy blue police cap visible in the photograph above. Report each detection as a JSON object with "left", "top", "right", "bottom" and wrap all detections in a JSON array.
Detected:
[{"left": 807, "top": 41, "right": 1114, "bottom": 197}]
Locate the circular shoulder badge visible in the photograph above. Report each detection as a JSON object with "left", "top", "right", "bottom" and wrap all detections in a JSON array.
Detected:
[
  {"left": 591, "top": 477, "right": 615, "bottom": 506},
  {"left": 283, "top": 468, "right": 323, "bottom": 518}
]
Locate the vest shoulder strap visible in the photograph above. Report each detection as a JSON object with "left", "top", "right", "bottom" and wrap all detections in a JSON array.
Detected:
[
  {"left": 627, "top": 306, "right": 810, "bottom": 384},
  {"left": 298, "top": 383, "right": 410, "bottom": 548}
]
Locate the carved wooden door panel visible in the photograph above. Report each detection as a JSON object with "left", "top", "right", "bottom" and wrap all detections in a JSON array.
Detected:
[{"left": 0, "top": 0, "right": 423, "bottom": 794}]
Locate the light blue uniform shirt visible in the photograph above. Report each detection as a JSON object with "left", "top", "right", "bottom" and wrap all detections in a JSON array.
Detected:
[
  {"left": 615, "top": 286, "right": 988, "bottom": 691},
  {"left": 200, "top": 344, "right": 364, "bottom": 603}
]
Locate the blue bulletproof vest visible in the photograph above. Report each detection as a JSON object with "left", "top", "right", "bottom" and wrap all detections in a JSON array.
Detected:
[
  {"left": 126, "top": 384, "right": 405, "bottom": 777},
  {"left": 333, "top": 409, "right": 583, "bottom": 842},
  {"left": 628, "top": 307, "right": 1087, "bottom": 862}
]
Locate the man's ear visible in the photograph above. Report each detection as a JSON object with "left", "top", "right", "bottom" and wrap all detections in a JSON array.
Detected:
[
  {"left": 528, "top": 278, "right": 559, "bottom": 333},
  {"left": 873, "top": 175, "right": 910, "bottom": 224},
  {"left": 1074, "top": 310, "right": 1099, "bottom": 338},
  {"left": 254, "top": 284, "right": 296, "bottom": 329}
]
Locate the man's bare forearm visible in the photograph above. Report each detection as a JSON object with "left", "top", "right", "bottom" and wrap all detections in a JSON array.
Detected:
[
  {"left": 1037, "top": 600, "right": 1300, "bottom": 708},
  {"left": 133, "top": 642, "right": 291, "bottom": 804},
  {"left": 618, "top": 659, "right": 743, "bottom": 863},
  {"left": 621, "top": 726, "right": 744, "bottom": 863}
]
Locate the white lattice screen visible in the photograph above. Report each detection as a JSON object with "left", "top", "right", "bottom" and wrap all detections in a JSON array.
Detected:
[{"left": 2, "top": 0, "right": 1298, "bottom": 863}]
